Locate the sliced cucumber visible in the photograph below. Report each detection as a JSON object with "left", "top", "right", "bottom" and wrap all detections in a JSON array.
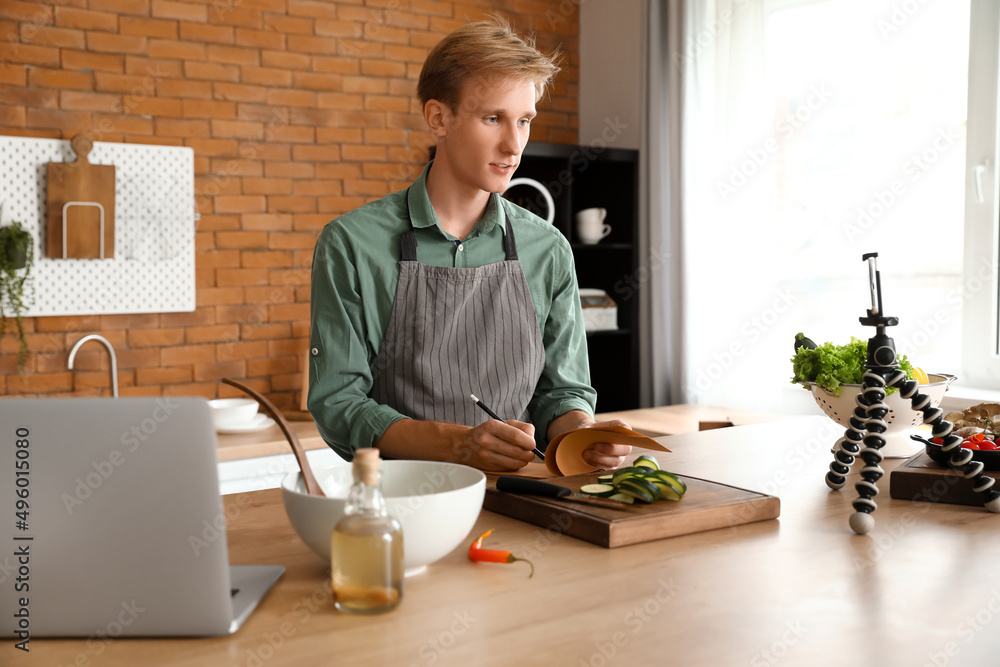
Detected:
[
  {"left": 607, "top": 493, "right": 636, "bottom": 505},
  {"left": 612, "top": 467, "right": 642, "bottom": 485},
  {"left": 580, "top": 483, "right": 616, "bottom": 497},
  {"left": 597, "top": 474, "right": 614, "bottom": 484},
  {"left": 653, "top": 470, "right": 687, "bottom": 495},
  {"left": 617, "top": 478, "right": 659, "bottom": 503},
  {"left": 633, "top": 455, "right": 659, "bottom": 471}
]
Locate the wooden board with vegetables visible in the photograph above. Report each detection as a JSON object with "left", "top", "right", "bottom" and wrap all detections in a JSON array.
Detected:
[{"left": 483, "top": 456, "right": 780, "bottom": 548}]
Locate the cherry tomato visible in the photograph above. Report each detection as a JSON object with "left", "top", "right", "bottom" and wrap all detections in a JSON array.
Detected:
[
  {"left": 978, "top": 440, "right": 999, "bottom": 451},
  {"left": 932, "top": 437, "right": 944, "bottom": 444},
  {"left": 962, "top": 440, "right": 981, "bottom": 450}
]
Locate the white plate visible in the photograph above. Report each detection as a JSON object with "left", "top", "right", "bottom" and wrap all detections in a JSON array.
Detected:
[{"left": 215, "top": 414, "right": 276, "bottom": 434}]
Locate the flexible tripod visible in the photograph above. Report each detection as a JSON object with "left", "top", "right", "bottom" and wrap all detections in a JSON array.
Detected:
[{"left": 824, "top": 254, "right": 1000, "bottom": 534}]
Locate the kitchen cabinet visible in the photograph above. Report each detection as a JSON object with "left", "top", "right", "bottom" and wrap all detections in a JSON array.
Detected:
[{"left": 505, "top": 142, "right": 641, "bottom": 412}]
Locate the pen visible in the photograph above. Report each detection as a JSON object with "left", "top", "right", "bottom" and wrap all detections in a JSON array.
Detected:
[{"left": 469, "top": 393, "right": 546, "bottom": 461}]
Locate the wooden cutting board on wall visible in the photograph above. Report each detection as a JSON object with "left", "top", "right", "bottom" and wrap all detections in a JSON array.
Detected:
[
  {"left": 483, "top": 471, "right": 780, "bottom": 548},
  {"left": 46, "top": 134, "right": 115, "bottom": 259}
]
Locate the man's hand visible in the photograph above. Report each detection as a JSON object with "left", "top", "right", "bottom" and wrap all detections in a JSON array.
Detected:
[
  {"left": 456, "top": 419, "right": 537, "bottom": 471},
  {"left": 547, "top": 411, "right": 634, "bottom": 470}
]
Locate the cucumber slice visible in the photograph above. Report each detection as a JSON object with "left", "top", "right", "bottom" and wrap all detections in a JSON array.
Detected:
[
  {"left": 617, "top": 478, "right": 659, "bottom": 503},
  {"left": 580, "top": 483, "right": 616, "bottom": 497},
  {"left": 633, "top": 455, "right": 659, "bottom": 471},
  {"left": 612, "top": 467, "right": 642, "bottom": 485},
  {"left": 596, "top": 474, "right": 614, "bottom": 484},
  {"left": 607, "top": 493, "right": 636, "bottom": 505},
  {"left": 653, "top": 470, "right": 687, "bottom": 495}
]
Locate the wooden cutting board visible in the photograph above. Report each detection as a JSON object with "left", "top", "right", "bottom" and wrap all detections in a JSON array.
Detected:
[
  {"left": 483, "top": 471, "right": 780, "bottom": 548},
  {"left": 46, "top": 133, "right": 115, "bottom": 259},
  {"left": 889, "top": 451, "right": 1000, "bottom": 507}
]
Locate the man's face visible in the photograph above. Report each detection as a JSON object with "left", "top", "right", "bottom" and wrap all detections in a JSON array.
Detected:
[{"left": 439, "top": 77, "right": 537, "bottom": 194}]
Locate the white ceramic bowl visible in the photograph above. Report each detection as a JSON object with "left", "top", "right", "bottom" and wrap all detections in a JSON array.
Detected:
[
  {"left": 209, "top": 398, "right": 258, "bottom": 429},
  {"left": 281, "top": 460, "right": 486, "bottom": 576},
  {"left": 806, "top": 373, "right": 956, "bottom": 458}
]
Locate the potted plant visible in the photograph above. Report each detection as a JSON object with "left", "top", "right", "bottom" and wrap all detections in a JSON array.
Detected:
[{"left": 0, "top": 221, "right": 35, "bottom": 372}]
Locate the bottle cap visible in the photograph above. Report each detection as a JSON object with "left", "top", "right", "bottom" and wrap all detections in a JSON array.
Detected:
[{"left": 354, "top": 447, "right": 380, "bottom": 486}]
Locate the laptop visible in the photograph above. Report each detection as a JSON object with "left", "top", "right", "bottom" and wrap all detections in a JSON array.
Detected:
[{"left": 1, "top": 397, "right": 283, "bottom": 638}]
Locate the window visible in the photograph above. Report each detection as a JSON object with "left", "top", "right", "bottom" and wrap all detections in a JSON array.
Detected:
[{"left": 681, "top": 0, "right": 991, "bottom": 412}]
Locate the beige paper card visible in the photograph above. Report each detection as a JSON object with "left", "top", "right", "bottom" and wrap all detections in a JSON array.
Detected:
[{"left": 545, "top": 425, "right": 671, "bottom": 476}]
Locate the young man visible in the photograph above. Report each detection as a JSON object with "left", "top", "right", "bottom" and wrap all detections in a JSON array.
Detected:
[{"left": 308, "top": 17, "right": 632, "bottom": 471}]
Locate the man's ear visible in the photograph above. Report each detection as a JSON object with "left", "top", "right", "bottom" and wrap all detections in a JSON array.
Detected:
[{"left": 424, "top": 99, "right": 449, "bottom": 138}]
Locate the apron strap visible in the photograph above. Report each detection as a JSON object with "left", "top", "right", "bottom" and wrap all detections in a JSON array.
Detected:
[{"left": 400, "top": 189, "right": 517, "bottom": 262}]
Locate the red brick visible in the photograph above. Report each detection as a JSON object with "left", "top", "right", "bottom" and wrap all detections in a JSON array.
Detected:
[
  {"left": 311, "top": 55, "right": 359, "bottom": 75},
  {"left": 214, "top": 82, "right": 267, "bottom": 103},
  {"left": 287, "top": 0, "right": 337, "bottom": 18},
  {"left": 206, "top": 44, "right": 259, "bottom": 66},
  {"left": 159, "top": 309, "right": 215, "bottom": 328},
  {"left": 267, "top": 196, "right": 315, "bottom": 213},
  {"left": 246, "top": 356, "right": 298, "bottom": 377},
  {"left": 120, "top": 16, "right": 178, "bottom": 39},
  {"left": 192, "top": 360, "right": 246, "bottom": 382},
  {"left": 0, "top": 107, "right": 25, "bottom": 126},
  {"left": 156, "top": 118, "right": 210, "bottom": 138},
  {"left": 242, "top": 213, "right": 292, "bottom": 231},
  {"left": 287, "top": 34, "right": 340, "bottom": 55},
  {"left": 162, "top": 383, "right": 216, "bottom": 399},
  {"left": 89, "top": 0, "right": 150, "bottom": 15},
  {"left": 130, "top": 97, "right": 183, "bottom": 116},
  {"left": 207, "top": 7, "right": 260, "bottom": 29},
  {"left": 94, "top": 71, "right": 148, "bottom": 93},
  {"left": 216, "top": 305, "right": 263, "bottom": 324},
  {"left": 314, "top": 19, "right": 360, "bottom": 37},
  {"left": 342, "top": 144, "right": 386, "bottom": 161},
  {"left": 0, "top": 42, "right": 60, "bottom": 67},
  {"left": 241, "top": 66, "right": 292, "bottom": 87},
  {"left": 185, "top": 137, "right": 238, "bottom": 156},
  {"left": 0, "top": 1, "right": 53, "bottom": 23},
  {"left": 197, "top": 287, "right": 245, "bottom": 306},
  {"left": 185, "top": 61, "right": 239, "bottom": 82},
  {"left": 178, "top": 20, "right": 234, "bottom": 44},
  {"left": 54, "top": 7, "right": 116, "bottom": 31},
  {"left": 215, "top": 196, "right": 266, "bottom": 214},
  {"left": 242, "top": 178, "right": 290, "bottom": 195},
  {"left": 217, "top": 268, "right": 269, "bottom": 286},
  {"left": 61, "top": 90, "right": 121, "bottom": 112},
  {"left": 240, "top": 323, "right": 290, "bottom": 340},
  {"left": 197, "top": 249, "right": 240, "bottom": 268},
  {"left": 235, "top": 27, "right": 285, "bottom": 50},
  {"left": 88, "top": 32, "right": 148, "bottom": 54},
  {"left": 261, "top": 14, "right": 313, "bottom": 35},
  {"left": 269, "top": 302, "right": 310, "bottom": 321},
  {"left": 100, "top": 314, "right": 161, "bottom": 330},
  {"left": 269, "top": 232, "right": 316, "bottom": 250},
  {"left": 291, "top": 213, "right": 331, "bottom": 230},
  {"left": 186, "top": 324, "right": 240, "bottom": 344},
  {"left": 245, "top": 285, "right": 295, "bottom": 305},
  {"left": 182, "top": 99, "right": 236, "bottom": 119},
  {"left": 211, "top": 119, "right": 262, "bottom": 138},
  {"left": 216, "top": 230, "right": 268, "bottom": 248},
  {"left": 6, "top": 372, "right": 74, "bottom": 395},
  {"left": 241, "top": 250, "right": 292, "bottom": 268},
  {"left": 136, "top": 367, "right": 193, "bottom": 385},
  {"left": 20, "top": 24, "right": 85, "bottom": 49},
  {"left": 267, "top": 124, "right": 314, "bottom": 143},
  {"left": 314, "top": 127, "right": 362, "bottom": 144},
  {"left": 0, "top": 63, "right": 25, "bottom": 86},
  {"left": 158, "top": 79, "right": 212, "bottom": 98},
  {"left": 292, "top": 180, "right": 340, "bottom": 197},
  {"left": 64, "top": 50, "right": 125, "bottom": 74},
  {"left": 27, "top": 107, "right": 92, "bottom": 132},
  {"left": 1, "top": 85, "right": 58, "bottom": 107},
  {"left": 216, "top": 340, "right": 267, "bottom": 362},
  {"left": 361, "top": 59, "right": 406, "bottom": 77},
  {"left": 128, "top": 327, "right": 186, "bottom": 347},
  {"left": 265, "top": 89, "right": 315, "bottom": 108},
  {"left": 269, "top": 268, "right": 310, "bottom": 286},
  {"left": 260, "top": 49, "right": 310, "bottom": 70},
  {"left": 151, "top": 0, "right": 206, "bottom": 22},
  {"left": 148, "top": 38, "right": 206, "bottom": 60},
  {"left": 161, "top": 344, "right": 216, "bottom": 365}
]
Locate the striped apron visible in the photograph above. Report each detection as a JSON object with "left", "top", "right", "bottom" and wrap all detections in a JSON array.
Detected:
[{"left": 369, "top": 196, "right": 546, "bottom": 427}]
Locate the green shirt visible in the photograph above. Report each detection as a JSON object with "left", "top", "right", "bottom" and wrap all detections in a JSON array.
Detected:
[{"left": 308, "top": 163, "right": 596, "bottom": 460}]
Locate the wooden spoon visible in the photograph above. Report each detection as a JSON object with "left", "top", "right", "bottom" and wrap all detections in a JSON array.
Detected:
[{"left": 221, "top": 378, "right": 325, "bottom": 497}]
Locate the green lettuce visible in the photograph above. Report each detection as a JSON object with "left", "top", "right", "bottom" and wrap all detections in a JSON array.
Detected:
[{"left": 791, "top": 336, "right": 913, "bottom": 396}]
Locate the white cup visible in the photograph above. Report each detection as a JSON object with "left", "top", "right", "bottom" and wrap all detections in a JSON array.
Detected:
[{"left": 575, "top": 208, "right": 610, "bottom": 244}]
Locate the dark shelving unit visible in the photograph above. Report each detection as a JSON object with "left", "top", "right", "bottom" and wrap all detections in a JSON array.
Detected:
[{"left": 505, "top": 142, "right": 641, "bottom": 412}]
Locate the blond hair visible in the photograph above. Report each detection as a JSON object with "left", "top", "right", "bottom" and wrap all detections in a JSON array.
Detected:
[{"left": 417, "top": 16, "right": 562, "bottom": 111}]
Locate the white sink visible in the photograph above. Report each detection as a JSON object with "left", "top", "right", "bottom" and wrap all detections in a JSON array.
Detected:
[{"left": 217, "top": 448, "right": 348, "bottom": 495}]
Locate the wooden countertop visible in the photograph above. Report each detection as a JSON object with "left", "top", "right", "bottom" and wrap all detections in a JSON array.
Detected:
[
  {"left": 20, "top": 416, "right": 1000, "bottom": 666},
  {"left": 215, "top": 403, "right": 784, "bottom": 461}
]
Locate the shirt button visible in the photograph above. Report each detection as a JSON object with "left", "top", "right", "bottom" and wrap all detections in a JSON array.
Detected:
[
  {"left": 311, "top": 347, "right": 319, "bottom": 356},
  {"left": 457, "top": 244, "right": 464, "bottom": 252}
]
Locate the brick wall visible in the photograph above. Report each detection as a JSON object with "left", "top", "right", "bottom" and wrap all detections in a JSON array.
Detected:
[{"left": 0, "top": 0, "right": 579, "bottom": 410}]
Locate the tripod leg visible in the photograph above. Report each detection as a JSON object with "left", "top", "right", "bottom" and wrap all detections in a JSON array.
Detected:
[
  {"left": 892, "top": 371, "right": 1000, "bottom": 513},
  {"left": 825, "top": 400, "right": 867, "bottom": 490},
  {"left": 848, "top": 370, "right": 890, "bottom": 534}
]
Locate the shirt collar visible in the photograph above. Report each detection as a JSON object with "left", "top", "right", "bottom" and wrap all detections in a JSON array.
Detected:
[{"left": 407, "top": 162, "right": 507, "bottom": 238}]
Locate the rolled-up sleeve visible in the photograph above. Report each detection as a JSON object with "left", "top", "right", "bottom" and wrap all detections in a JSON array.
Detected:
[
  {"left": 528, "top": 236, "right": 597, "bottom": 445},
  {"left": 307, "top": 224, "right": 408, "bottom": 460}
]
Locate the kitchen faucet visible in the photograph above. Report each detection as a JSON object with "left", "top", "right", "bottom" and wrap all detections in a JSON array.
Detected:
[{"left": 67, "top": 334, "right": 119, "bottom": 398}]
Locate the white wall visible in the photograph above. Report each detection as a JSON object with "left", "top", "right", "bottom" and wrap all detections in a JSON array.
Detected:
[{"left": 579, "top": 0, "right": 644, "bottom": 149}]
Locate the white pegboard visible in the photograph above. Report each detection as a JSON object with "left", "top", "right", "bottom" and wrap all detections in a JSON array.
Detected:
[{"left": 0, "top": 135, "right": 195, "bottom": 316}]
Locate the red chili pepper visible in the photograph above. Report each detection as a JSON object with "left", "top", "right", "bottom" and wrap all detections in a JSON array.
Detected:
[{"left": 467, "top": 529, "right": 534, "bottom": 578}]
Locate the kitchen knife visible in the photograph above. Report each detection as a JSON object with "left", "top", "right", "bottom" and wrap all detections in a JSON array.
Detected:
[{"left": 495, "top": 476, "right": 636, "bottom": 511}]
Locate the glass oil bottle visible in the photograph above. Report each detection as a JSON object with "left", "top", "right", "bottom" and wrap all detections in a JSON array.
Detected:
[{"left": 331, "top": 447, "right": 403, "bottom": 614}]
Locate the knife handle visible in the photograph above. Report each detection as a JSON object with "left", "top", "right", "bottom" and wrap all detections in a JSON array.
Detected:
[{"left": 496, "top": 476, "right": 571, "bottom": 499}]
